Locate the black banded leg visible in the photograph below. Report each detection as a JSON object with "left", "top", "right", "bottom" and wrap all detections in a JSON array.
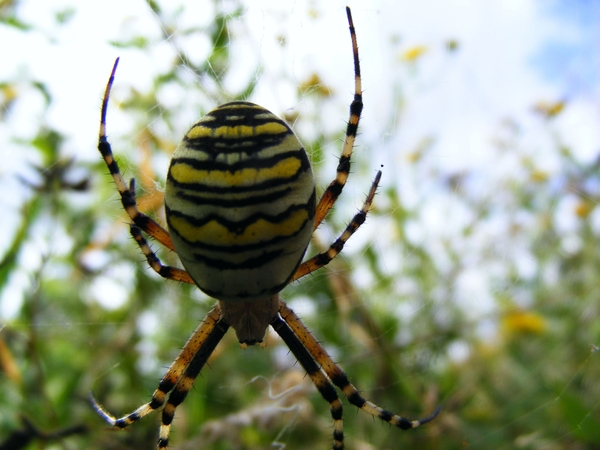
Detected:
[
  {"left": 130, "top": 224, "right": 195, "bottom": 285},
  {"left": 292, "top": 170, "right": 381, "bottom": 282},
  {"left": 90, "top": 306, "right": 222, "bottom": 436},
  {"left": 279, "top": 302, "right": 440, "bottom": 430},
  {"left": 314, "top": 7, "right": 363, "bottom": 229},
  {"left": 270, "top": 315, "right": 345, "bottom": 450},
  {"left": 158, "top": 316, "right": 230, "bottom": 449},
  {"left": 98, "top": 57, "right": 176, "bottom": 252}
]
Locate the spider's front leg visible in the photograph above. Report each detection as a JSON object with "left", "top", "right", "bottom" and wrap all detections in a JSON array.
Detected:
[
  {"left": 270, "top": 310, "right": 345, "bottom": 450},
  {"left": 90, "top": 306, "right": 228, "bottom": 448},
  {"left": 279, "top": 303, "right": 441, "bottom": 434}
]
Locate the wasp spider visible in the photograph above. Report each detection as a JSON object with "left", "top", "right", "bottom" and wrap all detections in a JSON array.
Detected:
[{"left": 91, "top": 7, "right": 439, "bottom": 449}]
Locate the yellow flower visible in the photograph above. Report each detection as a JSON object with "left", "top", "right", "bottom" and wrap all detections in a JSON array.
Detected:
[
  {"left": 298, "top": 73, "right": 332, "bottom": 97},
  {"left": 534, "top": 101, "right": 565, "bottom": 118},
  {"left": 402, "top": 46, "right": 428, "bottom": 62},
  {"left": 502, "top": 310, "right": 547, "bottom": 336},
  {"left": 530, "top": 170, "right": 548, "bottom": 183},
  {"left": 575, "top": 201, "right": 594, "bottom": 218}
]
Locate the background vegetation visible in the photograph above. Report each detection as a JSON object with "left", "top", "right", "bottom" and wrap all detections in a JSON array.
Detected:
[{"left": 1, "top": 1, "right": 599, "bottom": 449}]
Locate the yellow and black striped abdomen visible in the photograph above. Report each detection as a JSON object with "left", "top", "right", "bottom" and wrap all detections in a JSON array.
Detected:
[{"left": 165, "top": 102, "right": 316, "bottom": 302}]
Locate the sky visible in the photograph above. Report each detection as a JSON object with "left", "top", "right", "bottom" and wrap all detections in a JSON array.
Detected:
[
  {"left": 1, "top": 0, "right": 600, "bottom": 322},
  {"left": 2, "top": 0, "right": 599, "bottom": 163}
]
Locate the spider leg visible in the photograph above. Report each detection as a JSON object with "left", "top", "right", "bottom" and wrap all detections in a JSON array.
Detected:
[
  {"left": 314, "top": 7, "right": 363, "bottom": 230},
  {"left": 270, "top": 313, "right": 345, "bottom": 450},
  {"left": 98, "top": 57, "right": 176, "bottom": 252},
  {"left": 130, "top": 224, "right": 195, "bottom": 285},
  {"left": 292, "top": 170, "right": 381, "bottom": 282},
  {"left": 158, "top": 314, "right": 230, "bottom": 449},
  {"left": 279, "top": 302, "right": 440, "bottom": 430},
  {"left": 90, "top": 306, "right": 226, "bottom": 441}
]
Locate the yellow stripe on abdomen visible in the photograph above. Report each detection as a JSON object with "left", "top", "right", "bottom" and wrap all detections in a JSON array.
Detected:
[
  {"left": 169, "top": 208, "right": 310, "bottom": 248},
  {"left": 186, "top": 121, "right": 289, "bottom": 140},
  {"left": 169, "top": 156, "right": 302, "bottom": 188}
]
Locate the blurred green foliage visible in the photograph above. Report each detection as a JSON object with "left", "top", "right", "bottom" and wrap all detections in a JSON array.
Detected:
[{"left": 1, "top": 1, "right": 599, "bottom": 450}]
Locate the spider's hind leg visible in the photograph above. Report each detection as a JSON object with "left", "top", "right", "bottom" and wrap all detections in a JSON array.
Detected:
[
  {"left": 313, "top": 7, "right": 364, "bottom": 230},
  {"left": 129, "top": 224, "right": 195, "bottom": 285},
  {"left": 97, "top": 57, "right": 175, "bottom": 252}
]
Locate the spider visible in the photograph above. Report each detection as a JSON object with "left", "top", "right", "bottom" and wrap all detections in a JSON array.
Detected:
[{"left": 90, "top": 7, "right": 439, "bottom": 450}]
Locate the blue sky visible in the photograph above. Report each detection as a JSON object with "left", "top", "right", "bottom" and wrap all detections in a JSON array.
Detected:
[{"left": 532, "top": 0, "right": 600, "bottom": 96}]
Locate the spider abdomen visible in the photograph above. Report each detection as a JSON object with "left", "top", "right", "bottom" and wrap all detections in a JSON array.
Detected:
[{"left": 165, "top": 101, "right": 316, "bottom": 302}]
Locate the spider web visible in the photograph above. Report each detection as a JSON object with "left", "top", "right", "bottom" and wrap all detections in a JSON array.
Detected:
[{"left": 1, "top": 0, "right": 599, "bottom": 449}]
